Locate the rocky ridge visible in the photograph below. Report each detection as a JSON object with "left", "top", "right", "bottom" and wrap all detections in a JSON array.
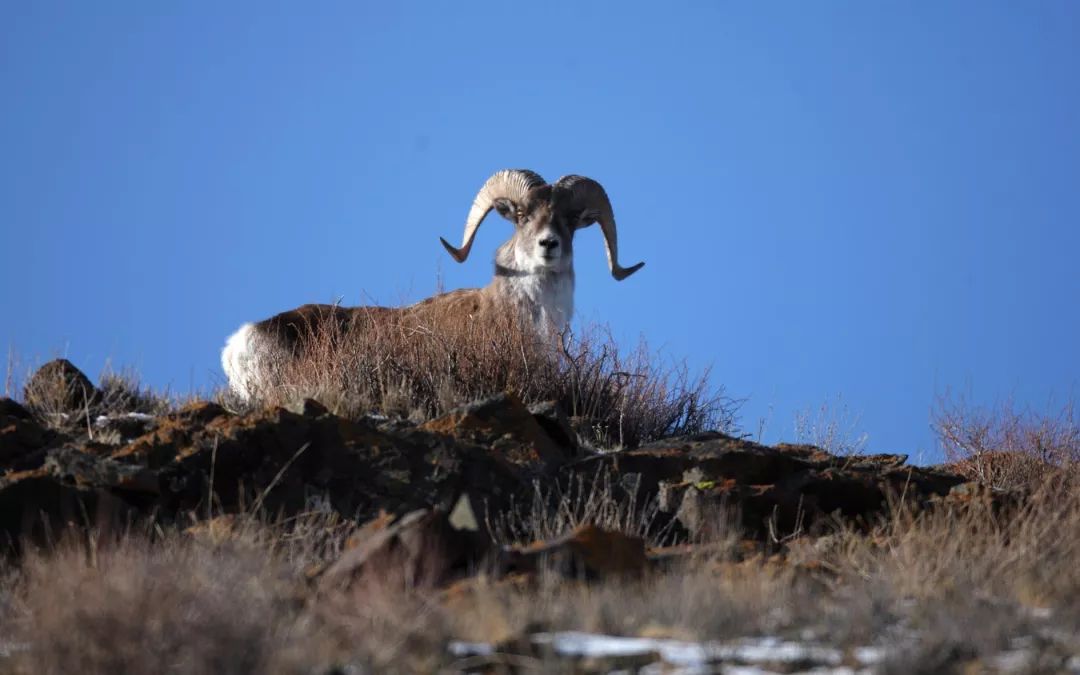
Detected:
[
  {"left": 1, "top": 360, "right": 978, "bottom": 561},
  {"left": 2, "top": 360, "right": 1067, "bottom": 674}
]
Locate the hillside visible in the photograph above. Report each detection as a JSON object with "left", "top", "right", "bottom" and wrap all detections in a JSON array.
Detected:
[{"left": 1, "top": 359, "right": 1078, "bottom": 674}]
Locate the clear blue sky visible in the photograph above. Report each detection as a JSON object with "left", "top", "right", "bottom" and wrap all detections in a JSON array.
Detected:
[{"left": 3, "top": 2, "right": 1078, "bottom": 461}]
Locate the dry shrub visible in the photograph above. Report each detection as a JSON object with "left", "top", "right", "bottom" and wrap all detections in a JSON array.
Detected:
[
  {"left": 792, "top": 393, "right": 869, "bottom": 456},
  {"left": 190, "top": 511, "right": 451, "bottom": 671},
  {"left": 0, "top": 512, "right": 445, "bottom": 674},
  {"left": 246, "top": 304, "right": 737, "bottom": 448},
  {"left": 795, "top": 484, "right": 1080, "bottom": 667},
  {"left": 821, "top": 487, "right": 1080, "bottom": 608},
  {"left": 184, "top": 509, "right": 358, "bottom": 573},
  {"left": 10, "top": 356, "right": 176, "bottom": 434},
  {"left": 310, "top": 566, "right": 451, "bottom": 672},
  {"left": 95, "top": 366, "right": 175, "bottom": 418},
  {"left": 4, "top": 536, "right": 317, "bottom": 675},
  {"left": 490, "top": 471, "right": 669, "bottom": 548},
  {"left": 443, "top": 559, "right": 798, "bottom": 651},
  {"left": 933, "top": 394, "right": 1080, "bottom": 490}
]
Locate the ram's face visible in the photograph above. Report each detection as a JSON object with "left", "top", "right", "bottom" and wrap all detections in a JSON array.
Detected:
[{"left": 514, "top": 198, "right": 574, "bottom": 273}]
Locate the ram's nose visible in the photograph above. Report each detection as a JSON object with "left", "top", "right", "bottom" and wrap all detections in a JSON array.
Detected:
[{"left": 539, "top": 237, "right": 560, "bottom": 252}]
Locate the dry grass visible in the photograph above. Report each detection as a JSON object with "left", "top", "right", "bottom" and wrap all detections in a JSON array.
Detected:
[
  {"left": 797, "top": 483, "right": 1080, "bottom": 670},
  {"left": 933, "top": 393, "right": 1080, "bottom": 490},
  {"left": 1, "top": 535, "right": 316, "bottom": 675},
  {"left": 2, "top": 481, "right": 1079, "bottom": 673},
  {"left": 235, "top": 306, "right": 737, "bottom": 449},
  {"left": 792, "top": 393, "right": 869, "bottom": 457},
  {"left": 95, "top": 366, "right": 177, "bottom": 418},
  {"left": 488, "top": 468, "right": 694, "bottom": 548}
]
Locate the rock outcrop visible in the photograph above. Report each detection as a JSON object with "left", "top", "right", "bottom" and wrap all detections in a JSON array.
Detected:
[
  {"left": 1, "top": 361, "right": 986, "bottom": 568},
  {"left": 567, "top": 433, "right": 966, "bottom": 539}
]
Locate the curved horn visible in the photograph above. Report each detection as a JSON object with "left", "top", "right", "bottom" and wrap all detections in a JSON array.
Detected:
[
  {"left": 440, "top": 169, "right": 546, "bottom": 263},
  {"left": 553, "top": 175, "right": 645, "bottom": 280}
]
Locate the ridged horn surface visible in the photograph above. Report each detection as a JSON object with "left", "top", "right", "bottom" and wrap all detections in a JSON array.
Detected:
[
  {"left": 553, "top": 175, "right": 645, "bottom": 280},
  {"left": 440, "top": 169, "right": 546, "bottom": 263}
]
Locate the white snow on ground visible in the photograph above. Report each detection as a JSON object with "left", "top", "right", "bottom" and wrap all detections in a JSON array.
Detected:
[
  {"left": 94, "top": 412, "right": 156, "bottom": 427},
  {"left": 712, "top": 636, "right": 845, "bottom": 665},
  {"left": 852, "top": 646, "right": 885, "bottom": 665},
  {"left": 532, "top": 632, "right": 704, "bottom": 664},
  {"left": 532, "top": 632, "right": 848, "bottom": 668},
  {"left": 447, "top": 641, "right": 494, "bottom": 657},
  {"left": 450, "top": 631, "right": 1080, "bottom": 672},
  {"left": 450, "top": 632, "right": 881, "bottom": 672},
  {"left": 718, "top": 668, "right": 861, "bottom": 675}
]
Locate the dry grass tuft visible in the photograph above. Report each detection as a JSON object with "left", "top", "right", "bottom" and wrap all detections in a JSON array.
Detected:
[
  {"left": 792, "top": 393, "right": 869, "bottom": 456},
  {"left": 95, "top": 366, "right": 175, "bottom": 418},
  {"left": 238, "top": 305, "right": 737, "bottom": 448},
  {"left": 790, "top": 483, "right": 1080, "bottom": 665},
  {"left": 488, "top": 468, "right": 719, "bottom": 549},
  {"left": 3, "top": 535, "right": 317, "bottom": 675}
]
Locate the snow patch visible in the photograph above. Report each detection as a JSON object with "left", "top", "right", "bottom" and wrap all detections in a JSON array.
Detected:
[
  {"left": 450, "top": 632, "right": 890, "bottom": 672},
  {"left": 447, "top": 641, "right": 494, "bottom": 657},
  {"left": 94, "top": 411, "right": 156, "bottom": 427}
]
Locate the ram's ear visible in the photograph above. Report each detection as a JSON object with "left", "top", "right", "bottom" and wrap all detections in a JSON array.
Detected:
[
  {"left": 574, "top": 208, "right": 599, "bottom": 229},
  {"left": 492, "top": 198, "right": 517, "bottom": 221}
]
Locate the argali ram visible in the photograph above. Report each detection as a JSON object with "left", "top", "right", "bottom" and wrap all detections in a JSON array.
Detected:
[{"left": 221, "top": 169, "right": 644, "bottom": 401}]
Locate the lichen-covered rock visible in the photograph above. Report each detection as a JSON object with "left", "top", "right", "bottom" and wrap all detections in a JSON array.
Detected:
[
  {"left": 45, "top": 447, "right": 159, "bottom": 494},
  {"left": 0, "top": 468, "right": 137, "bottom": 552},
  {"left": 422, "top": 393, "right": 568, "bottom": 470},
  {"left": 572, "top": 432, "right": 966, "bottom": 540},
  {"left": 0, "top": 397, "right": 32, "bottom": 421},
  {"left": 1, "top": 398, "right": 57, "bottom": 471},
  {"left": 28, "top": 401, "right": 526, "bottom": 530},
  {"left": 528, "top": 400, "right": 578, "bottom": 451}
]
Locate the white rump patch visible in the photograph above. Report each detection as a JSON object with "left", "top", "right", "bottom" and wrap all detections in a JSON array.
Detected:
[{"left": 221, "top": 323, "right": 264, "bottom": 402}]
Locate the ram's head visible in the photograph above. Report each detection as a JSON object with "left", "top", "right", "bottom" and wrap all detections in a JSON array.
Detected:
[{"left": 440, "top": 169, "right": 645, "bottom": 280}]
